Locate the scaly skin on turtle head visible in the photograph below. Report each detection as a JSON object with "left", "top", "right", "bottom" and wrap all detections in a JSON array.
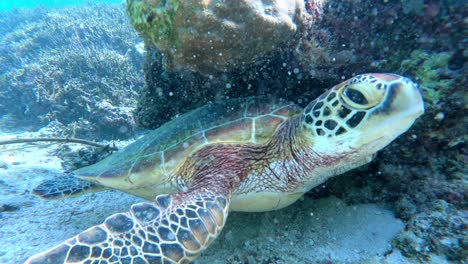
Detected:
[{"left": 301, "top": 73, "right": 424, "bottom": 164}]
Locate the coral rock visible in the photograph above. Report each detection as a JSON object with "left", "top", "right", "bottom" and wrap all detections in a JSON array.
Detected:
[{"left": 127, "top": 0, "right": 305, "bottom": 75}]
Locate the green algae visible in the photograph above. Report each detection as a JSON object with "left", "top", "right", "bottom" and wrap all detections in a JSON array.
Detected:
[
  {"left": 126, "top": 0, "right": 180, "bottom": 46},
  {"left": 400, "top": 50, "right": 454, "bottom": 104}
]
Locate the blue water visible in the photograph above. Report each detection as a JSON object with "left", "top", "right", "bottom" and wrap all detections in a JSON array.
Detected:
[{"left": 0, "top": 0, "right": 122, "bottom": 11}]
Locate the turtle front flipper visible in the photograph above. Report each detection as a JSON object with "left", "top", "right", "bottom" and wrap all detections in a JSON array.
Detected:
[
  {"left": 32, "top": 174, "right": 105, "bottom": 199},
  {"left": 25, "top": 187, "right": 230, "bottom": 264}
]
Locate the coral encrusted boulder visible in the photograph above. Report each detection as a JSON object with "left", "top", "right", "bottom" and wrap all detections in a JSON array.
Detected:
[{"left": 127, "top": 0, "right": 305, "bottom": 75}]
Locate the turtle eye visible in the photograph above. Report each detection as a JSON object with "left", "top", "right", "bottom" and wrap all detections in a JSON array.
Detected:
[
  {"left": 344, "top": 88, "right": 368, "bottom": 105},
  {"left": 340, "top": 83, "right": 383, "bottom": 109}
]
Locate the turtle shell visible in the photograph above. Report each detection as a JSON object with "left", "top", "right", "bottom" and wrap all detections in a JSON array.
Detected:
[{"left": 74, "top": 96, "right": 301, "bottom": 196}]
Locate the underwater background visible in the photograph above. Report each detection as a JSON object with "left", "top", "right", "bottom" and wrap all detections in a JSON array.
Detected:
[
  {"left": 0, "top": 0, "right": 122, "bottom": 11},
  {"left": 0, "top": 0, "right": 466, "bottom": 263}
]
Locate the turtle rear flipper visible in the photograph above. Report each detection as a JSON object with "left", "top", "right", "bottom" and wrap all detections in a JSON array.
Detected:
[
  {"left": 32, "top": 174, "right": 105, "bottom": 199},
  {"left": 25, "top": 184, "right": 230, "bottom": 263}
]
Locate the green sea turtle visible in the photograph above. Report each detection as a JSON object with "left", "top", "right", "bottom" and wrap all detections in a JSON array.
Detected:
[{"left": 26, "top": 73, "right": 424, "bottom": 264}]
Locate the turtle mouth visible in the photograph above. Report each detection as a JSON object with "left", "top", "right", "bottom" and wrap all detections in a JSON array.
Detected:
[
  {"left": 406, "top": 94, "right": 425, "bottom": 118},
  {"left": 394, "top": 85, "right": 425, "bottom": 124},
  {"left": 354, "top": 107, "right": 421, "bottom": 150}
]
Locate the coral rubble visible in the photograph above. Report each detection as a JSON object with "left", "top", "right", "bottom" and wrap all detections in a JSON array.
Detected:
[{"left": 0, "top": 4, "right": 144, "bottom": 139}]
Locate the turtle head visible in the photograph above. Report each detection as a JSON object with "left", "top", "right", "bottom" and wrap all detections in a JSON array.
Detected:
[{"left": 302, "top": 73, "right": 424, "bottom": 158}]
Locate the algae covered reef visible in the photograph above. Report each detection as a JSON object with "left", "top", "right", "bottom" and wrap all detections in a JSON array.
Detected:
[
  {"left": 0, "top": 0, "right": 466, "bottom": 263},
  {"left": 0, "top": 4, "right": 144, "bottom": 139}
]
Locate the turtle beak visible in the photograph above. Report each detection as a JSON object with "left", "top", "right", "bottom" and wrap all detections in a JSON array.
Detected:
[
  {"left": 392, "top": 77, "right": 425, "bottom": 119},
  {"left": 382, "top": 78, "right": 424, "bottom": 135}
]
